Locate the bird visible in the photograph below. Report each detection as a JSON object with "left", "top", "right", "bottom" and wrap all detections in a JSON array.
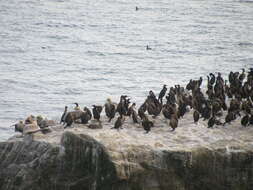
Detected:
[
  {"left": 239, "top": 68, "right": 245, "bottom": 82},
  {"left": 146, "top": 45, "right": 152, "bottom": 50},
  {"left": 92, "top": 105, "right": 101, "bottom": 121},
  {"left": 142, "top": 115, "right": 153, "bottom": 133},
  {"left": 223, "top": 111, "right": 236, "bottom": 126},
  {"left": 158, "top": 85, "right": 167, "bottom": 104},
  {"left": 241, "top": 115, "right": 249, "bottom": 127},
  {"left": 169, "top": 114, "right": 178, "bottom": 131},
  {"left": 208, "top": 117, "right": 215, "bottom": 128},
  {"left": 132, "top": 109, "right": 139, "bottom": 123},
  {"left": 105, "top": 98, "right": 116, "bottom": 122},
  {"left": 193, "top": 110, "right": 200, "bottom": 124},
  {"left": 74, "top": 103, "right": 80, "bottom": 111},
  {"left": 247, "top": 114, "right": 253, "bottom": 126},
  {"left": 83, "top": 107, "right": 92, "bottom": 120},
  {"left": 112, "top": 116, "right": 124, "bottom": 130},
  {"left": 60, "top": 106, "right": 68, "bottom": 124}
]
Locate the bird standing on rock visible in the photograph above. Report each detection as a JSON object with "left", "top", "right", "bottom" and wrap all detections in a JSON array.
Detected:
[
  {"left": 169, "top": 114, "right": 178, "bottom": 131},
  {"left": 241, "top": 115, "right": 249, "bottom": 127},
  {"left": 92, "top": 105, "right": 102, "bottom": 121},
  {"left": 74, "top": 103, "right": 80, "bottom": 111},
  {"left": 249, "top": 115, "right": 253, "bottom": 125},
  {"left": 223, "top": 111, "right": 236, "bottom": 126},
  {"left": 84, "top": 107, "right": 92, "bottom": 120},
  {"left": 105, "top": 98, "right": 116, "bottom": 122},
  {"left": 138, "top": 103, "right": 146, "bottom": 120},
  {"left": 208, "top": 116, "right": 215, "bottom": 128},
  {"left": 142, "top": 115, "right": 153, "bottom": 133},
  {"left": 112, "top": 115, "right": 125, "bottom": 130},
  {"left": 158, "top": 84, "right": 167, "bottom": 104},
  {"left": 128, "top": 103, "right": 139, "bottom": 123},
  {"left": 60, "top": 106, "right": 68, "bottom": 124},
  {"left": 193, "top": 110, "right": 200, "bottom": 124}
]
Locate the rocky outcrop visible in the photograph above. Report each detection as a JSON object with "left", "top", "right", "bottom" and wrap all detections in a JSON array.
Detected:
[
  {"left": 0, "top": 132, "right": 119, "bottom": 190},
  {"left": 1, "top": 115, "right": 253, "bottom": 190}
]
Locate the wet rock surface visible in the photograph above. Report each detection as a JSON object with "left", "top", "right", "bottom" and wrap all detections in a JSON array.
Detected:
[{"left": 1, "top": 115, "right": 253, "bottom": 190}]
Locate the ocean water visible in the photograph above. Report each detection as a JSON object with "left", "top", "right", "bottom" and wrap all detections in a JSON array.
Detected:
[{"left": 0, "top": 0, "right": 253, "bottom": 141}]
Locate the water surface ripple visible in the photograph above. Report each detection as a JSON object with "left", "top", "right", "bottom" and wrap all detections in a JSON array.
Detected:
[{"left": 1, "top": 0, "right": 253, "bottom": 140}]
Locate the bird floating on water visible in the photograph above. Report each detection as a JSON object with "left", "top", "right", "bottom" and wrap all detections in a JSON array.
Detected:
[{"left": 146, "top": 45, "right": 151, "bottom": 50}]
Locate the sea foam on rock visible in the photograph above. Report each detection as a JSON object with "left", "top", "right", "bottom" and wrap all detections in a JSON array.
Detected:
[{"left": 0, "top": 113, "right": 253, "bottom": 190}]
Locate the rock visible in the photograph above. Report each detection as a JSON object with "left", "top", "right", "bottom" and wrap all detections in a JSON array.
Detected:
[
  {"left": 0, "top": 131, "right": 118, "bottom": 190},
  {"left": 0, "top": 114, "right": 253, "bottom": 190}
]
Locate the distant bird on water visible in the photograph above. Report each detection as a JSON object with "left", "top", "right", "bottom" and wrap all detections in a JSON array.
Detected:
[
  {"left": 146, "top": 45, "right": 151, "bottom": 50},
  {"left": 135, "top": 6, "right": 139, "bottom": 11}
]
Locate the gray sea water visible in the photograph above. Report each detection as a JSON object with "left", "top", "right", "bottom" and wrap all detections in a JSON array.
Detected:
[{"left": 0, "top": 0, "right": 253, "bottom": 140}]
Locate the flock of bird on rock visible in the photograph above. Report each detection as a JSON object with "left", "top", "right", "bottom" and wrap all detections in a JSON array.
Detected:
[{"left": 12, "top": 68, "right": 253, "bottom": 135}]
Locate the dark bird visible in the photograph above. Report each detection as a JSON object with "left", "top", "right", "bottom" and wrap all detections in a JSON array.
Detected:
[
  {"left": 132, "top": 109, "right": 139, "bottom": 123},
  {"left": 112, "top": 116, "right": 124, "bottom": 130},
  {"left": 223, "top": 111, "right": 236, "bottom": 126},
  {"left": 96, "top": 105, "right": 103, "bottom": 114},
  {"left": 146, "top": 45, "right": 152, "bottom": 50},
  {"left": 169, "top": 114, "right": 178, "bottom": 131},
  {"left": 127, "top": 103, "right": 135, "bottom": 116},
  {"left": 138, "top": 103, "right": 147, "bottom": 120},
  {"left": 128, "top": 103, "right": 139, "bottom": 123},
  {"left": 249, "top": 114, "right": 253, "bottom": 125},
  {"left": 198, "top": 77, "right": 203, "bottom": 87},
  {"left": 80, "top": 107, "right": 92, "bottom": 124},
  {"left": 92, "top": 105, "right": 101, "bottom": 121},
  {"left": 162, "top": 105, "right": 172, "bottom": 119},
  {"left": 60, "top": 106, "right": 68, "bottom": 124},
  {"left": 214, "top": 119, "right": 223, "bottom": 126},
  {"left": 209, "top": 73, "right": 215, "bottom": 85},
  {"left": 84, "top": 107, "right": 92, "bottom": 120},
  {"left": 241, "top": 115, "right": 249, "bottom": 127},
  {"left": 202, "top": 104, "right": 211, "bottom": 120},
  {"left": 249, "top": 115, "right": 253, "bottom": 125},
  {"left": 147, "top": 101, "right": 162, "bottom": 117},
  {"left": 225, "top": 80, "right": 233, "bottom": 98},
  {"left": 116, "top": 95, "right": 128, "bottom": 116},
  {"left": 208, "top": 117, "right": 215, "bottom": 128},
  {"left": 142, "top": 115, "right": 153, "bottom": 133},
  {"left": 239, "top": 68, "right": 245, "bottom": 82},
  {"left": 135, "top": 6, "right": 139, "bottom": 11},
  {"left": 105, "top": 98, "right": 116, "bottom": 122},
  {"left": 193, "top": 110, "right": 200, "bottom": 124},
  {"left": 158, "top": 84, "right": 167, "bottom": 104},
  {"left": 177, "top": 101, "right": 187, "bottom": 118}
]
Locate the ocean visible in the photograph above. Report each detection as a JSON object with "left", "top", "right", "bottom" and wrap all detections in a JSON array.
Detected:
[{"left": 0, "top": 0, "right": 253, "bottom": 140}]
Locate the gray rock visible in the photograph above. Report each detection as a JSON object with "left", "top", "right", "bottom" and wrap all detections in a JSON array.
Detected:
[{"left": 1, "top": 115, "right": 253, "bottom": 190}]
